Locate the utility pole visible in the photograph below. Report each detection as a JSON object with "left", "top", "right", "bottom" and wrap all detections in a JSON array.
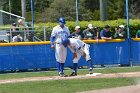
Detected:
[
  {"left": 76, "top": 0, "right": 79, "bottom": 26},
  {"left": 100, "top": 0, "right": 107, "bottom": 21},
  {"left": 21, "top": 0, "right": 26, "bottom": 19}
]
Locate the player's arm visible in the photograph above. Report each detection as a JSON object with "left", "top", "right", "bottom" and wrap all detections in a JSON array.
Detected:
[
  {"left": 50, "top": 29, "right": 56, "bottom": 48},
  {"left": 68, "top": 34, "right": 72, "bottom": 38},
  {"left": 101, "top": 36, "right": 112, "bottom": 40},
  {"left": 100, "top": 31, "right": 107, "bottom": 39},
  {"left": 67, "top": 29, "right": 72, "bottom": 38},
  {"left": 50, "top": 36, "right": 55, "bottom": 48}
]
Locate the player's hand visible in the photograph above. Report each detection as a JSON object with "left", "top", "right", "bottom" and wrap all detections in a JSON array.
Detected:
[
  {"left": 88, "top": 38, "right": 92, "bottom": 40},
  {"left": 83, "top": 38, "right": 87, "bottom": 40},
  {"left": 96, "top": 39, "right": 99, "bottom": 42},
  {"left": 74, "top": 52, "right": 77, "bottom": 58},
  {"left": 51, "top": 45, "right": 55, "bottom": 49},
  {"left": 119, "top": 34, "right": 123, "bottom": 37}
]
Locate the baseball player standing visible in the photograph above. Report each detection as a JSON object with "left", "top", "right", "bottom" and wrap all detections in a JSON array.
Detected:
[
  {"left": 62, "top": 38, "right": 93, "bottom": 76},
  {"left": 50, "top": 17, "right": 70, "bottom": 77}
]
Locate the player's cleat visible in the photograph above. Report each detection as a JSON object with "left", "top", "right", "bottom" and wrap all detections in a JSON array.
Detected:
[
  {"left": 59, "top": 73, "right": 68, "bottom": 77},
  {"left": 69, "top": 72, "right": 77, "bottom": 76},
  {"left": 89, "top": 68, "right": 93, "bottom": 74}
]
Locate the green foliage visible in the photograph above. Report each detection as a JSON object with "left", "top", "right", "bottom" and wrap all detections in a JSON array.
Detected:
[
  {"left": 2, "top": 0, "right": 140, "bottom": 22},
  {"left": 41, "top": 0, "right": 88, "bottom": 22},
  {"left": 3, "top": 0, "right": 21, "bottom": 15},
  {"left": 35, "top": 19, "right": 140, "bottom": 38},
  {"left": 108, "top": 0, "right": 125, "bottom": 20}
]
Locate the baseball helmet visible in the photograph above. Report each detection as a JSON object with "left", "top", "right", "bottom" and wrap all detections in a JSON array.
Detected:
[
  {"left": 58, "top": 17, "right": 66, "bottom": 24},
  {"left": 62, "top": 38, "right": 70, "bottom": 47}
]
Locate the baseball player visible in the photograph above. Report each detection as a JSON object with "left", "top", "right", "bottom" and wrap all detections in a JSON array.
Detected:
[
  {"left": 62, "top": 38, "right": 93, "bottom": 76},
  {"left": 50, "top": 17, "right": 70, "bottom": 77}
]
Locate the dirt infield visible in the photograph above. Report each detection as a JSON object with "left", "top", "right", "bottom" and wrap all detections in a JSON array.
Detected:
[
  {"left": 78, "top": 85, "right": 140, "bottom": 93},
  {"left": 0, "top": 72, "right": 140, "bottom": 93},
  {"left": 0, "top": 72, "right": 140, "bottom": 84}
]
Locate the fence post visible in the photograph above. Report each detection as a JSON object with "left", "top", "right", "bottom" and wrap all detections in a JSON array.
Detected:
[
  {"left": 9, "top": 28, "right": 12, "bottom": 42},
  {"left": 127, "top": 38, "right": 133, "bottom": 67},
  {"left": 44, "top": 27, "right": 46, "bottom": 41},
  {"left": 125, "top": 0, "right": 133, "bottom": 67}
]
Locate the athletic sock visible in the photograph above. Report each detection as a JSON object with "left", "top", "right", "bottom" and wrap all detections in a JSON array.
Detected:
[
  {"left": 56, "top": 62, "right": 61, "bottom": 74},
  {"left": 73, "top": 63, "right": 78, "bottom": 74},
  {"left": 87, "top": 60, "right": 93, "bottom": 69},
  {"left": 60, "top": 63, "right": 64, "bottom": 73}
]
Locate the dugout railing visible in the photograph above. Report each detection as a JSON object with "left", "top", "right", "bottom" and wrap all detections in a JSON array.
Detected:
[
  {"left": 0, "top": 39, "right": 139, "bottom": 71},
  {"left": 0, "top": 26, "right": 52, "bottom": 43}
]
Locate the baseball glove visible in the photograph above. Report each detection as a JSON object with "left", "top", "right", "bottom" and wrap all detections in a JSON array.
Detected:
[{"left": 74, "top": 52, "right": 77, "bottom": 58}]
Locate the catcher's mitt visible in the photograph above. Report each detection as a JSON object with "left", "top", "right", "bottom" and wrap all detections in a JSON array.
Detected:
[{"left": 74, "top": 52, "right": 77, "bottom": 58}]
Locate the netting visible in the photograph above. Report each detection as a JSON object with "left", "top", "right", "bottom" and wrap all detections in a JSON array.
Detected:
[{"left": 0, "top": 10, "right": 24, "bottom": 26}]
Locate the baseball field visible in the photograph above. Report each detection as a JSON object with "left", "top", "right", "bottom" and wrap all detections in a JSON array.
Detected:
[{"left": 0, "top": 66, "right": 139, "bottom": 93}]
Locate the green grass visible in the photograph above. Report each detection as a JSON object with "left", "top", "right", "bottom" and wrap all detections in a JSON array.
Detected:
[
  {"left": 0, "top": 77, "right": 136, "bottom": 93},
  {"left": 0, "top": 67, "right": 139, "bottom": 93},
  {"left": 0, "top": 66, "right": 140, "bottom": 80}
]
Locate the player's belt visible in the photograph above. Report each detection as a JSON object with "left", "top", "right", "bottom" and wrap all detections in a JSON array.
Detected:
[{"left": 56, "top": 43, "right": 61, "bottom": 44}]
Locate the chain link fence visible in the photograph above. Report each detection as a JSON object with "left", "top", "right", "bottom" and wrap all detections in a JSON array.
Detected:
[{"left": 0, "top": 26, "right": 52, "bottom": 43}]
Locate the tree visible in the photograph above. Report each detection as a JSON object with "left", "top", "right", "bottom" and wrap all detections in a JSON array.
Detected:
[
  {"left": 3, "top": 0, "right": 140, "bottom": 23},
  {"left": 3, "top": 0, "right": 21, "bottom": 16},
  {"left": 108, "top": 0, "right": 125, "bottom": 20},
  {"left": 129, "top": 0, "right": 140, "bottom": 19},
  {"left": 83, "top": 0, "right": 100, "bottom": 20},
  {"left": 40, "top": 0, "right": 88, "bottom": 22},
  {"left": 26, "top": 0, "right": 52, "bottom": 12}
]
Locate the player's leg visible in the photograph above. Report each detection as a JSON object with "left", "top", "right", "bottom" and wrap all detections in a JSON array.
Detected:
[
  {"left": 87, "top": 60, "right": 93, "bottom": 74},
  {"left": 61, "top": 45, "right": 67, "bottom": 75},
  {"left": 56, "top": 62, "right": 61, "bottom": 74},
  {"left": 55, "top": 44, "right": 67, "bottom": 76},
  {"left": 84, "top": 44, "right": 93, "bottom": 74},
  {"left": 55, "top": 44, "right": 61, "bottom": 74},
  {"left": 70, "top": 52, "right": 81, "bottom": 76}
]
